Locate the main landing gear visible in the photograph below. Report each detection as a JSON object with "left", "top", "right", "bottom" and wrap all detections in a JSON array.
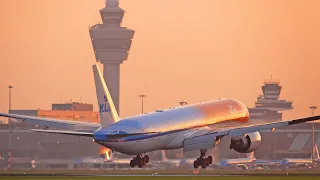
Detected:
[
  {"left": 130, "top": 154, "right": 149, "bottom": 168},
  {"left": 193, "top": 149, "right": 213, "bottom": 169}
]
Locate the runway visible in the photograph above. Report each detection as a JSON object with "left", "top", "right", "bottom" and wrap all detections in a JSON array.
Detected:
[
  {"left": 1, "top": 172, "right": 320, "bottom": 177},
  {"left": 1, "top": 174, "right": 320, "bottom": 180},
  {"left": 2, "top": 168, "right": 320, "bottom": 177},
  {"left": 0, "top": 173, "right": 241, "bottom": 177}
]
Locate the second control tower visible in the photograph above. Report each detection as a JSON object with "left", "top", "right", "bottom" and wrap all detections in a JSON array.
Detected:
[
  {"left": 254, "top": 77, "right": 293, "bottom": 111},
  {"left": 89, "top": 0, "right": 135, "bottom": 114}
]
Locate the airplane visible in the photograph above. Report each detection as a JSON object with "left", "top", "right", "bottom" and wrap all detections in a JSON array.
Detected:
[
  {"left": 159, "top": 150, "right": 255, "bottom": 169},
  {"left": 247, "top": 145, "right": 320, "bottom": 169},
  {"left": 279, "top": 145, "right": 320, "bottom": 168},
  {"left": 1, "top": 64, "right": 320, "bottom": 169},
  {"left": 251, "top": 159, "right": 281, "bottom": 168},
  {"left": 218, "top": 152, "right": 255, "bottom": 169},
  {"left": 159, "top": 150, "right": 268, "bottom": 170}
]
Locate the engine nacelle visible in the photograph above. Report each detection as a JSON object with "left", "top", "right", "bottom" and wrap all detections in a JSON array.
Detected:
[{"left": 229, "top": 132, "right": 262, "bottom": 153}]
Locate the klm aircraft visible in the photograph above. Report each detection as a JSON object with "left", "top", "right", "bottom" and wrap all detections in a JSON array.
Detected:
[{"left": 1, "top": 64, "right": 320, "bottom": 169}]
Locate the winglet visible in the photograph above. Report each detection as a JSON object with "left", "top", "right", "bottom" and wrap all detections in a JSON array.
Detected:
[{"left": 93, "top": 64, "right": 119, "bottom": 126}]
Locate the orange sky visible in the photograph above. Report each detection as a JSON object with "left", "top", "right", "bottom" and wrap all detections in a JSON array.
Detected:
[{"left": 0, "top": 0, "right": 319, "bottom": 121}]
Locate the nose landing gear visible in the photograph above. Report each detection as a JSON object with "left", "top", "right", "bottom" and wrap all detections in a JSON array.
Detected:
[
  {"left": 130, "top": 154, "right": 149, "bottom": 168},
  {"left": 193, "top": 149, "right": 213, "bottom": 169}
]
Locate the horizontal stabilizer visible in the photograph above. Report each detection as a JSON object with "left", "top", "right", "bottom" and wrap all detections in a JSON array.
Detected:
[{"left": 30, "top": 129, "right": 94, "bottom": 137}]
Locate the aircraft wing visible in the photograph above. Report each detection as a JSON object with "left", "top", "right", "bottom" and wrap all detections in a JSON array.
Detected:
[
  {"left": 30, "top": 129, "right": 94, "bottom": 137},
  {"left": 211, "top": 115, "right": 320, "bottom": 137},
  {"left": 183, "top": 115, "right": 320, "bottom": 152},
  {"left": 0, "top": 112, "right": 101, "bottom": 130}
]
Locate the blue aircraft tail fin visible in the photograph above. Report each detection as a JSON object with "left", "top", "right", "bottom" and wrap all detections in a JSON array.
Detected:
[{"left": 93, "top": 64, "right": 119, "bottom": 126}]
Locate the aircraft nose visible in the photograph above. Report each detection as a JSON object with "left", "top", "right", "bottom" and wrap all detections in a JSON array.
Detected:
[{"left": 93, "top": 128, "right": 111, "bottom": 142}]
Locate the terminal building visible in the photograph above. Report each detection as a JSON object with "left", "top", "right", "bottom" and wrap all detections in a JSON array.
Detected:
[
  {"left": 257, "top": 123, "right": 320, "bottom": 159},
  {"left": 9, "top": 102, "right": 99, "bottom": 124},
  {"left": 0, "top": 102, "right": 101, "bottom": 169},
  {"left": 52, "top": 102, "right": 93, "bottom": 111}
]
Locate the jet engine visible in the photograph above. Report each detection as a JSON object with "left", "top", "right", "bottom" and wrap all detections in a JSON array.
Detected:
[{"left": 229, "top": 132, "right": 261, "bottom": 153}]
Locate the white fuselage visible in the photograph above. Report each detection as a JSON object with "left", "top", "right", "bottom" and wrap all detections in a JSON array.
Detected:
[{"left": 93, "top": 98, "right": 249, "bottom": 155}]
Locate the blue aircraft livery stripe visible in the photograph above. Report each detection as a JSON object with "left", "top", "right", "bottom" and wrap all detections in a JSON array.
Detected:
[{"left": 94, "top": 128, "right": 186, "bottom": 142}]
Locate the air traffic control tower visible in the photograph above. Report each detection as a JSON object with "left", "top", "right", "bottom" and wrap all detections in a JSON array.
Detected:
[
  {"left": 89, "top": 0, "right": 135, "bottom": 114},
  {"left": 254, "top": 77, "right": 293, "bottom": 111}
]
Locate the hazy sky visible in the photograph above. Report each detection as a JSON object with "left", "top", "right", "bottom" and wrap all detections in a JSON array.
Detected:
[{"left": 0, "top": 0, "right": 319, "bottom": 121}]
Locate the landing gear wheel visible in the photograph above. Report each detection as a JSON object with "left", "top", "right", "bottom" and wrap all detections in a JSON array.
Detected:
[
  {"left": 198, "top": 158, "right": 205, "bottom": 166},
  {"left": 130, "top": 160, "right": 135, "bottom": 168},
  {"left": 204, "top": 158, "right": 209, "bottom": 166},
  {"left": 207, "top": 156, "right": 213, "bottom": 164},
  {"left": 193, "top": 149, "right": 211, "bottom": 169},
  {"left": 145, "top": 155, "right": 149, "bottom": 163},
  {"left": 141, "top": 159, "right": 145, "bottom": 167},
  {"left": 193, "top": 160, "right": 199, "bottom": 169},
  {"left": 130, "top": 154, "right": 149, "bottom": 168}
]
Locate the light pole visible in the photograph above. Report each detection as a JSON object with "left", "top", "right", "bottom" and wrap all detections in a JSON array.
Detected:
[
  {"left": 309, "top": 105, "right": 317, "bottom": 167},
  {"left": 139, "top": 94, "right": 146, "bottom": 114},
  {"left": 179, "top": 101, "right": 188, "bottom": 106},
  {"left": 8, "top": 85, "right": 13, "bottom": 171}
]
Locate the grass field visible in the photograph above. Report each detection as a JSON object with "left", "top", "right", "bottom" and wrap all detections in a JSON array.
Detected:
[{"left": 1, "top": 177, "right": 320, "bottom": 180}]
